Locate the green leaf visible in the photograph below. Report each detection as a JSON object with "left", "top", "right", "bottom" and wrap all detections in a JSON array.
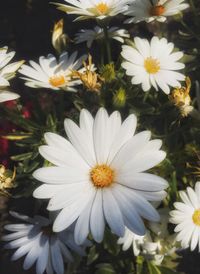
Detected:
[
  {"left": 95, "top": 264, "right": 116, "bottom": 274},
  {"left": 87, "top": 246, "right": 99, "bottom": 266}
]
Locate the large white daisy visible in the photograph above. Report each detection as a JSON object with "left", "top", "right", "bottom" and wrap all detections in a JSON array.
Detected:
[
  {"left": 75, "top": 26, "right": 130, "bottom": 48},
  {"left": 33, "top": 108, "right": 168, "bottom": 244},
  {"left": 170, "top": 182, "right": 200, "bottom": 252},
  {"left": 2, "top": 211, "right": 87, "bottom": 274},
  {"left": 19, "top": 52, "right": 86, "bottom": 92},
  {"left": 124, "top": 0, "right": 189, "bottom": 24},
  {"left": 121, "top": 36, "right": 185, "bottom": 94},
  {"left": 0, "top": 46, "right": 24, "bottom": 103},
  {"left": 53, "top": 0, "right": 129, "bottom": 21}
]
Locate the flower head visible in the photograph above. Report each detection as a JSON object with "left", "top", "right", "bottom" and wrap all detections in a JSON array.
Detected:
[
  {"left": 33, "top": 108, "right": 168, "bottom": 244},
  {"left": 72, "top": 55, "right": 103, "bottom": 92},
  {"left": 75, "top": 26, "right": 130, "bottom": 48},
  {"left": 121, "top": 36, "right": 185, "bottom": 94},
  {"left": 169, "top": 77, "right": 193, "bottom": 117},
  {"left": 125, "top": 0, "right": 189, "bottom": 24},
  {"left": 170, "top": 182, "right": 200, "bottom": 251},
  {"left": 53, "top": 0, "right": 129, "bottom": 21},
  {"left": 2, "top": 211, "right": 88, "bottom": 274},
  {"left": 0, "top": 47, "right": 24, "bottom": 103},
  {"left": 19, "top": 52, "right": 86, "bottom": 92},
  {"left": 0, "top": 165, "right": 16, "bottom": 196}
]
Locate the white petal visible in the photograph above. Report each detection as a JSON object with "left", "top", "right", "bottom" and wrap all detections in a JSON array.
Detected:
[
  {"left": 50, "top": 236, "right": 64, "bottom": 274},
  {"left": 102, "top": 188, "right": 125, "bottom": 237},
  {"left": 90, "top": 190, "right": 105, "bottom": 243}
]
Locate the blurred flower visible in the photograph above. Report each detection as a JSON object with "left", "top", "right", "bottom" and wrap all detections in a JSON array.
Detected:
[
  {"left": 52, "top": 19, "right": 71, "bottom": 54},
  {"left": 53, "top": 0, "right": 129, "bottom": 21},
  {"left": 125, "top": 0, "right": 189, "bottom": 24},
  {"left": 113, "top": 87, "right": 126, "bottom": 108},
  {"left": 170, "top": 181, "right": 200, "bottom": 251},
  {"left": 0, "top": 47, "right": 24, "bottom": 103},
  {"left": 75, "top": 26, "right": 130, "bottom": 48},
  {"left": 19, "top": 52, "right": 87, "bottom": 92},
  {"left": 121, "top": 36, "right": 185, "bottom": 94},
  {"left": 72, "top": 55, "right": 104, "bottom": 92},
  {"left": 2, "top": 211, "right": 88, "bottom": 274},
  {"left": 0, "top": 165, "right": 16, "bottom": 196},
  {"left": 33, "top": 108, "right": 168, "bottom": 244},
  {"left": 169, "top": 76, "right": 193, "bottom": 117},
  {"left": 100, "top": 63, "right": 115, "bottom": 83},
  {"left": 119, "top": 209, "right": 177, "bottom": 265}
]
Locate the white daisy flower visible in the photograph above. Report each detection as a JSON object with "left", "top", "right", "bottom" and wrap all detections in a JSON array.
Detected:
[
  {"left": 75, "top": 26, "right": 130, "bottom": 48},
  {"left": 19, "top": 52, "right": 86, "bottom": 92},
  {"left": 33, "top": 108, "right": 168, "bottom": 244},
  {"left": 117, "top": 227, "right": 145, "bottom": 256},
  {"left": 170, "top": 182, "right": 200, "bottom": 252},
  {"left": 124, "top": 0, "right": 189, "bottom": 24},
  {"left": 121, "top": 36, "right": 185, "bottom": 94},
  {"left": 2, "top": 211, "right": 87, "bottom": 274},
  {"left": 53, "top": 0, "right": 129, "bottom": 21},
  {"left": 0, "top": 46, "right": 24, "bottom": 103}
]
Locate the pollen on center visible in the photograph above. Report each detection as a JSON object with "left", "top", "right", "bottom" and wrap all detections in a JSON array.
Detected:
[
  {"left": 150, "top": 5, "right": 165, "bottom": 16},
  {"left": 49, "top": 75, "right": 66, "bottom": 87},
  {"left": 96, "top": 2, "right": 109, "bottom": 14},
  {"left": 192, "top": 209, "right": 200, "bottom": 226},
  {"left": 90, "top": 164, "right": 115, "bottom": 188},
  {"left": 144, "top": 57, "right": 160, "bottom": 74}
]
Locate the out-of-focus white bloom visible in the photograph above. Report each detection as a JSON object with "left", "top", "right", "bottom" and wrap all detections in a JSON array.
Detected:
[
  {"left": 121, "top": 36, "right": 185, "bottom": 94},
  {"left": 118, "top": 208, "right": 177, "bottom": 265},
  {"left": 53, "top": 0, "right": 129, "bottom": 21},
  {"left": 33, "top": 108, "right": 168, "bottom": 244},
  {"left": 124, "top": 0, "right": 189, "bottom": 24},
  {"left": 170, "top": 182, "right": 200, "bottom": 252},
  {"left": 2, "top": 211, "right": 88, "bottom": 274},
  {"left": 117, "top": 227, "right": 145, "bottom": 256},
  {"left": 75, "top": 26, "right": 130, "bottom": 48},
  {"left": 0, "top": 47, "right": 24, "bottom": 103},
  {"left": 19, "top": 52, "right": 87, "bottom": 92}
]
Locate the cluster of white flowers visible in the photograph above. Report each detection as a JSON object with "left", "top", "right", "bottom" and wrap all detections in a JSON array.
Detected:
[{"left": 2, "top": 0, "right": 199, "bottom": 273}]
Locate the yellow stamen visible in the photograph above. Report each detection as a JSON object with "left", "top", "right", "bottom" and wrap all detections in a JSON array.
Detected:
[
  {"left": 144, "top": 57, "right": 160, "bottom": 74},
  {"left": 96, "top": 2, "right": 109, "bottom": 14},
  {"left": 150, "top": 5, "right": 165, "bottom": 16},
  {"left": 49, "top": 75, "right": 66, "bottom": 87},
  {"left": 90, "top": 164, "right": 115, "bottom": 188},
  {"left": 192, "top": 209, "right": 200, "bottom": 226}
]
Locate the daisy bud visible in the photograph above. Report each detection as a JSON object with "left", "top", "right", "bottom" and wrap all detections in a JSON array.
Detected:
[
  {"left": 113, "top": 87, "right": 126, "bottom": 108},
  {"left": 52, "top": 19, "right": 70, "bottom": 54},
  {"left": 100, "top": 63, "right": 115, "bottom": 83}
]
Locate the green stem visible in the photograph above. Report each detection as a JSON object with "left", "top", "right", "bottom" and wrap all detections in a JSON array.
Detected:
[
  {"left": 103, "top": 25, "right": 112, "bottom": 63},
  {"left": 180, "top": 19, "right": 200, "bottom": 42}
]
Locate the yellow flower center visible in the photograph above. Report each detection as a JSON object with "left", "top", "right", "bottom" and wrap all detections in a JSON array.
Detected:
[
  {"left": 144, "top": 57, "right": 160, "bottom": 74},
  {"left": 96, "top": 2, "right": 109, "bottom": 14},
  {"left": 150, "top": 5, "right": 165, "bottom": 16},
  {"left": 90, "top": 164, "right": 115, "bottom": 188},
  {"left": 49, "top": 75, "right": 66, "bottom": 87},
  {"left": 192, "top": 209, "right": 200, "bottom": 226}
]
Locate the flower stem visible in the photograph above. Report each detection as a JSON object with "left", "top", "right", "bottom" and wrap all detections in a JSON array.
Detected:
[{"left": 103, "top": 25, "right": 112, "bottom": 63}]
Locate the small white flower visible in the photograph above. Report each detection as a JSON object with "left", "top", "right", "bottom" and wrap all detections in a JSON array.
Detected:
[
  {"left": 33, "top": 108, "right": 168, "bottom": 244},
  {"left": 53, "top": 0, "right": 129, "bottom": 21},
  {"left": 124, "top": 0, "right": 189, "bottom": 24},
  {"left": 117, "top": 227, "right": 145, "bottom": 256},
  {"left": 19, "top": 52, "right": 86, "bottom": 92},
  {"left": 0, "top": 47, "right": 24, "bottom": 103},
  {"left": 121, "top": 36, "right": 185, "bottom": 94},
  {"left": 75, "top": 26, "right": 130, "bottom": 48},
  {"left": 170, "top": 182, "right": 200, "bottom": 252},
  {"left": 2, "top": 211, "right": 87, "bottom": 274}
]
